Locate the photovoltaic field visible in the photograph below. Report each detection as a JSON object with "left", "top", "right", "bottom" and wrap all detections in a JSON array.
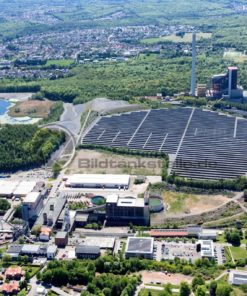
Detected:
[{"left": 82, "top": 108, "right": 247, "bottom": 180}]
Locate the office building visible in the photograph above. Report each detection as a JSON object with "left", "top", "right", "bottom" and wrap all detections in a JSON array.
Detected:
[{"left": 198, "top": 240, "right": 214, "bottom": 259}]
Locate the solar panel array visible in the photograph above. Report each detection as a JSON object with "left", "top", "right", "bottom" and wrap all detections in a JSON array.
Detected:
[{"left": 82, "top": 107, "right": 247, "bottom": 180}]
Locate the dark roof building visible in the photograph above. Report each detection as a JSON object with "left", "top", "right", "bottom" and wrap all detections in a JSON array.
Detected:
[
  {"left": 75, "top": 245, "right": 100, "bottom": 259},
  {"left": 125, "top": 237, "right": 154, "bottom": 259}
]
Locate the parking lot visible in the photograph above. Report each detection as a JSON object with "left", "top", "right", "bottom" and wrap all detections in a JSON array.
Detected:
[
  {"left": 153, "top": 240, "right": 226, "bottom": 264},
  {"left": 154, "top": 241, "right": 201, "bottom": 262}
]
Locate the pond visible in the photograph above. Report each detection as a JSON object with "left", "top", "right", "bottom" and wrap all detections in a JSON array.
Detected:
[
  {"left": 91, "top": 196, "right": 106, "bottom": 205},
  {"left": 0, "top": 99, "right": 10, "bottom": 115}
]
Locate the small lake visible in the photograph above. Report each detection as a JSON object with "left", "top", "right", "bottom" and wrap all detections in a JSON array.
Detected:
[{"left": 0, "top": 99, "right": 11, "bottom": 115}]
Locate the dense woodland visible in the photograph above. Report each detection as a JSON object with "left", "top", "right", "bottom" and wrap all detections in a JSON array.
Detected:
[{"left": 0, "top": 125, "right": 65, "bottom": 172}]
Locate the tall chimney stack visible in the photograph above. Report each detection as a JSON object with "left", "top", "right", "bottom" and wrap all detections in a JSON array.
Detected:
[{"left": 190, "top": 32, "right": 196, "bottom": 96}]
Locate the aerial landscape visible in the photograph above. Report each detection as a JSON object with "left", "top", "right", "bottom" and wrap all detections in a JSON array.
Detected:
[{"left": 0, "top": 0, "right": 247, "bottom": 296}]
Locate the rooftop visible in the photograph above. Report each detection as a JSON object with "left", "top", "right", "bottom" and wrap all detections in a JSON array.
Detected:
[
  {"left": 55, "top": 231, "right": 68, "bottom": 239},
  {"left": 0, "top": 180, "right": 19, "bottom": 195},
  {"left": 66, "top": 174, "right": 130, "bottom": 186},
  {"left": 199, "top": 240, "right": 214, "bottom": 258},
  {"left": 229, "top": 270, "right": 247, "bottom": 285},
  {"left": 21, "top": 244, "right": 40, "bottom": 253},
  {"left": 23, "top": 192, "right": 41, "bottom": 203},
  {"left": 117, "top": 197, "right": 144, "bottom": 207},
  {"left": 126, "top": 237, "right": 154, "bottom": 254},
  {"left": 13, "top": 181, "right": 37, "bottom": 196},
  {"left": 75, "top": 245, "right": 100, "bottom": 255}
]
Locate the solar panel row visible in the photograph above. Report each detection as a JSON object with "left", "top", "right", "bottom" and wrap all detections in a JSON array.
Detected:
[{"left": 82, "top": 107, "right": 247, "bottom": 180}]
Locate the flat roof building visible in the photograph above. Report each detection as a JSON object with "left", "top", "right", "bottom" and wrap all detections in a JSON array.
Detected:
[
  {"left": 75, "top": 245, "right": 100, "bottom": 259},
  {"left": 55, "top": 231, "right": 68, "bottom": 248},
  {"left": 65, "top": 174, "right": 130, "bottom": 189},
  {"left": 229, "top": 270, "right": 247, "bottom": 285},
  {"left": 125, "top": 237, "right": 154, "bottom": 259},
  {"left": 13, "top": 181, "right": 37, "bottom": 197},
  {"left": 106, "top": 195, "right": 150, "bottom": 226},
  {"left": 22, "top": 192, "right": 43, "bottom": 223},
  {"left": 0, "top": 181, "right": 19, "bottom": 197},
  {"left": 198, "top": 240, "right": 214, "bottom": 259}
]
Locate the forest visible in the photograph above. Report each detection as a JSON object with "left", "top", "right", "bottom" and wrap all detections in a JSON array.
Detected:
[{"left": 0, "top": 125, "right": 65, "bottom": 172}]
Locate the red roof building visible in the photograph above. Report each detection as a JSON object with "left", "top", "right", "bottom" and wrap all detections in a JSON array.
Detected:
[
  {"left": 1, "top": 281, "right": 19, "bottom": 295},
  {"left": 150, "top": 229, "right": 188, "bottom": 237}
]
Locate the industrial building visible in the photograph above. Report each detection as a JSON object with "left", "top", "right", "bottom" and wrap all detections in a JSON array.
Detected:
[
  {"left": 210, "top": 66, "right": 243, "bottom": 99},
  {"left": 55, "top": 231, "right": 68, "bottom": 247},
  {"left": 229, "top": 270, "right": 247, "bottom": 285},
  {"left": 22, "top": 192, "right": 44, "bottom": 223},
  {"left": 65, "top": 174, "right": 130, "bottom": 189},
  {"left": 125, "top": 237, "right": 154, "bottom": 259},
  {"left": 0, "top": 180, "right": 42, "bottom": 198},
  {"left": 150, "top": 227, "right": 217, "bottom": 240},
  {"left": 6, "top": 244, "right": 57, "bottom": 260},
  {"left": 105, "top": 194, "right": 150, "bottom": 225},
  {"left": 75, "top": 245, "right": 100, "bottom": 259}
]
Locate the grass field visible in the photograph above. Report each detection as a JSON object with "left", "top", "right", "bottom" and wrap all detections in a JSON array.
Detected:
[
  {"left": 45, "top": 59, "right": 74, "bottom": 67},
  {"left": 229, "top": 246, "right": 247, "bottom": 260},
  {"left": 223, "top": 51, "right": 247, "bottom": 63},
  {"left": 139, "top": 289, "right": 161, "bottom": 296},
  {"left": 141, "top": 32, "right": 212, "bottom": 44},
  {"left": 162, "top": 191, "right": 229, "bottom": 215}
]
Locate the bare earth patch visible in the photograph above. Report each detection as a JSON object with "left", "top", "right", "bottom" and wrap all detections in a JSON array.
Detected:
[
  {"left": 67, "top": 149, "right": 162, "bottom": 175},
  {"left": 163, "top": 191, "right": 229, "bottom": 215},
  {"left": 8, "top": 100, "right": 54, "bottom": 118},
  {"left": 140, "top": 271, "right": 192, "bottom": 285}
]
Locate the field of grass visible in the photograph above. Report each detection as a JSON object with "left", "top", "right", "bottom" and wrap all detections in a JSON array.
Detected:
[
  {"left": 139, "top": 289, "right": 162, "bottom": 296},
  {"left": 45, "top": 59, "right": 74, "bottom": 67},
  {"left": 141, "top": 32, "right": 212, "bottom": 44},
  {"left": 223, "top": 51, "right": 247, "bottom": 63},
  {"left": 229, "top": 246, "right": 247, "bottom": 260}
]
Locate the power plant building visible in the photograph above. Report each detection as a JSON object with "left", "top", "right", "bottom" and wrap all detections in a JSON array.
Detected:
[
  {"left": 106, "top": 194, "right": 150, "bottom": 225},
  {"left": 211, "top": 67, "right": 243, "bottom": 99}
]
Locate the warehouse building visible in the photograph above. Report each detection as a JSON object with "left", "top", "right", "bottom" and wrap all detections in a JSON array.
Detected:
[
  {"left": 106, "top": 194, "right": 150, "bottom": 225},
  {"left": 125, "top": 237, "right": 154, "bottom": 259},
  {"left": 6, "top": 244, "right": 57, "bottom": 259},
  {"left": 65, "top": 174, "right": 130, "bottom": 189}
]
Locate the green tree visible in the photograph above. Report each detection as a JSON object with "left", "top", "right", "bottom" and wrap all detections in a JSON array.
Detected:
[
  {"left": 209, "top": 280, "right": 217, "bottom": 296},
  {"left": 192, "top": 276, "right": 205, "bottom": 291},
  {"left": 196, "top": 285, "right": 207, "bottom": 296},
  {"left": 179, "top": 282, "right": 191, "bottom": 296},
  {"left": 216, "top": 283, "right": 232, "bottom": 296},
  {"left": 52, "top": 162, "right": 62, "bottom": 178}
]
